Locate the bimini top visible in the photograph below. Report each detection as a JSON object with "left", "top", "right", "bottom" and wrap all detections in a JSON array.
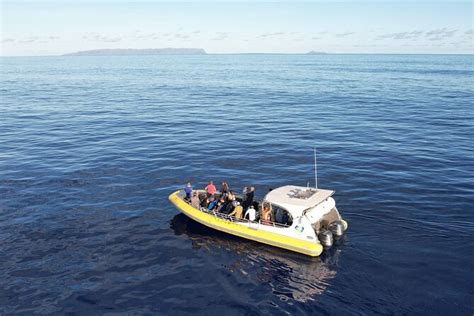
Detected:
[{"left": 264, "top": 185, "right": 335, "bottom": 216}]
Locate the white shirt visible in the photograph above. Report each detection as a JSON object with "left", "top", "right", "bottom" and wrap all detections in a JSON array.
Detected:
[{"left": 244, "top": 207, "right": 256, "bottom": 221}]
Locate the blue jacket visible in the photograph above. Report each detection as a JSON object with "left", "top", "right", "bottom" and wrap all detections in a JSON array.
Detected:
[
  {"left": 184, "top": 186, "right": 192, "bottom": 198},
  {"left": 208, "top": 200, "right": 218, "bottom": 210}
]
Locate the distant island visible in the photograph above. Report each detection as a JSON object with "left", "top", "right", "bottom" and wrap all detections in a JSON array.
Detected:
[
  {"left": 63, "top": 48, "right": 207, "bottom": 56},
  {"left": 306, "top": 51, "right": 328, "bottom": 55},
  {"left": 62, "top": 49, "right": 333, "bottom": 56}
]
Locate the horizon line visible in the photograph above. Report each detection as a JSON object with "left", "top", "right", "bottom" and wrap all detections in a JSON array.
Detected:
[{"left": 2, "top": 52, "right": 473, "bottom": 57}]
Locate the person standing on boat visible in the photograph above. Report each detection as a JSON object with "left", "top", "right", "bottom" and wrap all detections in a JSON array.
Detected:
[
  {"left": 243, "top": 186, "right": 255, "bottom": 209},
  {"left": 220, "top": 181, "right": 229, "bottom": 197},
  {"left": 242, "top": 187, "right": 249, "bottom": 208},
  {"left": 184, "top": 182, "right": 193, "bottom": 201},
  {"left": 205, "top": 181, "right": 217, "bottom": 197}
]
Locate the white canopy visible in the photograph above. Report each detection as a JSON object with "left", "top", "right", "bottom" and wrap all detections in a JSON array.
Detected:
[{"left": 264, "top": 185, "right": 335, "bottom": 216}]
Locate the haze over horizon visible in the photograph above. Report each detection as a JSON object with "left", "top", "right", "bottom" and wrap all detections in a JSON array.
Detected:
[{"left": 1, "top": 0, "right": 473, "bottom": 56}]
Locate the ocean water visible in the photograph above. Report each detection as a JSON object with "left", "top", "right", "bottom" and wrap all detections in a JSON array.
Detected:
[{"left": 1, "top": 54, "right": 473, "bottom": 315}]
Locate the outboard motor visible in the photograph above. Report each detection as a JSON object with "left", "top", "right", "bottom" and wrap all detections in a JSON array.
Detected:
[
  {"left": 318, "top": 230, "right": 333, "bottom": 247},
  {"left": 328, "top": 220, "right": 345, "bottom": 237}
]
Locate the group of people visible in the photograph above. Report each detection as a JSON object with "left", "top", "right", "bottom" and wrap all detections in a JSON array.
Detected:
[{"left": 184, "top": 181, "right": 268, "bottom": 223}]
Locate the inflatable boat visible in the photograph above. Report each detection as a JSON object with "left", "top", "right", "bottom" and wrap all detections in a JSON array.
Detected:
[{"left": 168, "top": 185, "right": 348, "bottom": 257}]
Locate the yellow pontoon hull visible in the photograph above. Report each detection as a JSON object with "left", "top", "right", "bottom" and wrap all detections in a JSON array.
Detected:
[{"left": 169, "top": 190, "right": 324, "bottom": 257}]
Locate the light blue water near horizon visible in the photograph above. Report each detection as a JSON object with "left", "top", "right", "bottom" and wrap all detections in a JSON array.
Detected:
[{"left": 0, "top": 54, "right": 473, "bottom": 315}]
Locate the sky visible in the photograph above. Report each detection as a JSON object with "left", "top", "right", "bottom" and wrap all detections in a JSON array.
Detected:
[{"left": 1, "top": 0, "right": 473, "bottom": 56}]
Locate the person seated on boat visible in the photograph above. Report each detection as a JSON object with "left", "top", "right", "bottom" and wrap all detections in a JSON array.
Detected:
[
  {"left": 220, "top": 181, "right": 230, "bottom": 197},
  {"left": 242, "top": 186, "right": 255, "bottom": 209},
  {"left": 207, "top": 196, "right": 218, "bottom": 211},
  {"left": 244, "top": 204, "right": 256, "bottom": 221},
  {"left": 216, "top": 197, "right": 226, "bottom": 213},
  {"left": 275, "top": 207, "right": 283, "bottom": 224},
  {"left": 226, "top": 191, "right": 238, "bottom": 212},
  {"left": 200, "top": 196, "right": 210, "bottom": 209},
  {"left": 229, "top": 201, "right": 243, "bottom": 219},
  {"left": 184, "top": 182, "right": 193, "bottom": 201},
  {"left": 281, "top": 210, "right": 291, "bottom": 226},
  {"left": 252, "top": 201, "right": 259, "bottom": 210},
  {"left": 205, "top": 181, "right": 217, "bottom": 197},
  {"left": 226, "top": 190, "right": 236, "bottom": 202},
  {"left": 261, "top": 202, "right": 272, "bottom": 225},
  {"left": 253, "top": 202, "right": 261, "bottom": 221},
  {"left": 191, "top": 191, "right": 200, "bottom": 209},
  {"left": 224, "top": 199, "right": 238, "bottom": 215}
]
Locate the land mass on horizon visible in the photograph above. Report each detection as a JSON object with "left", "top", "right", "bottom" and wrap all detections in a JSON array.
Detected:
[
  {"left": 306, "top": 50, "right": 328, "bottom": 55},
  {"left": 63, "top": 48, "right": 333, "bottom": 56},
  {"left": 63, "top": 48, "right": 207, "bottom": 56}
]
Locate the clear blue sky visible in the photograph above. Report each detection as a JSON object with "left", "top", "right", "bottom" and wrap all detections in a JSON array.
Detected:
[{"left": 1, "top": 0, "right": 473, "bottom": 56}]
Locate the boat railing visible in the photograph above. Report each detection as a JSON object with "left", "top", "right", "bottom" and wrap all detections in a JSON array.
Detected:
[
  {"left": 179, "top": 190, "right": 290, "bottom": 228},
  {"left": 198, "top": 204, "right": 290, "bottom": 228}
]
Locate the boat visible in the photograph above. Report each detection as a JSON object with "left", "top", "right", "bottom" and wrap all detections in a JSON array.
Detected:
[{"left": 168, "top": 184, "right": 348, "bottom": 257}]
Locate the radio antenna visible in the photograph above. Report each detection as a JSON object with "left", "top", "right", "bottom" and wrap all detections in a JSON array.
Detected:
[{"left": 314, "top": 146, "right": 318, "bottom": 189}]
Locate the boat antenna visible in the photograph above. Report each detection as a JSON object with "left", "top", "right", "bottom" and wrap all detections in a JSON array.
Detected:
[{"left": 314, "top": 146, "right": 318, "bottom": 189}]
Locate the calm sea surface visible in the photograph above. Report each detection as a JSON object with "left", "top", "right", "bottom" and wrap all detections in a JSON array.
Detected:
[{"left": 1, "top": 54, "right": 473, "bottom": 315}]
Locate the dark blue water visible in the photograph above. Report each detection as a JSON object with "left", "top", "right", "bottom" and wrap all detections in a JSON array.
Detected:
[{"left": 1, "top": 54, "right": 473, "bottom": 315}]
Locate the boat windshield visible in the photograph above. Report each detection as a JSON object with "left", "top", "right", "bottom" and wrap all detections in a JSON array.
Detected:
[{"left": 272, "top": 204, "right": 293, "bottom": 227}]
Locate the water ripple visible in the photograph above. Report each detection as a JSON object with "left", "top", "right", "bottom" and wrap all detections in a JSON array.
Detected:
[{"left": 1, "top": 54, "right": 473, "bottom": 314}]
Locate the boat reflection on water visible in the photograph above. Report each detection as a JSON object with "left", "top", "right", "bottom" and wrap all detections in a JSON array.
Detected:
[{"left": 170, "top": 214, "right": 346, "bottom": 303}]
